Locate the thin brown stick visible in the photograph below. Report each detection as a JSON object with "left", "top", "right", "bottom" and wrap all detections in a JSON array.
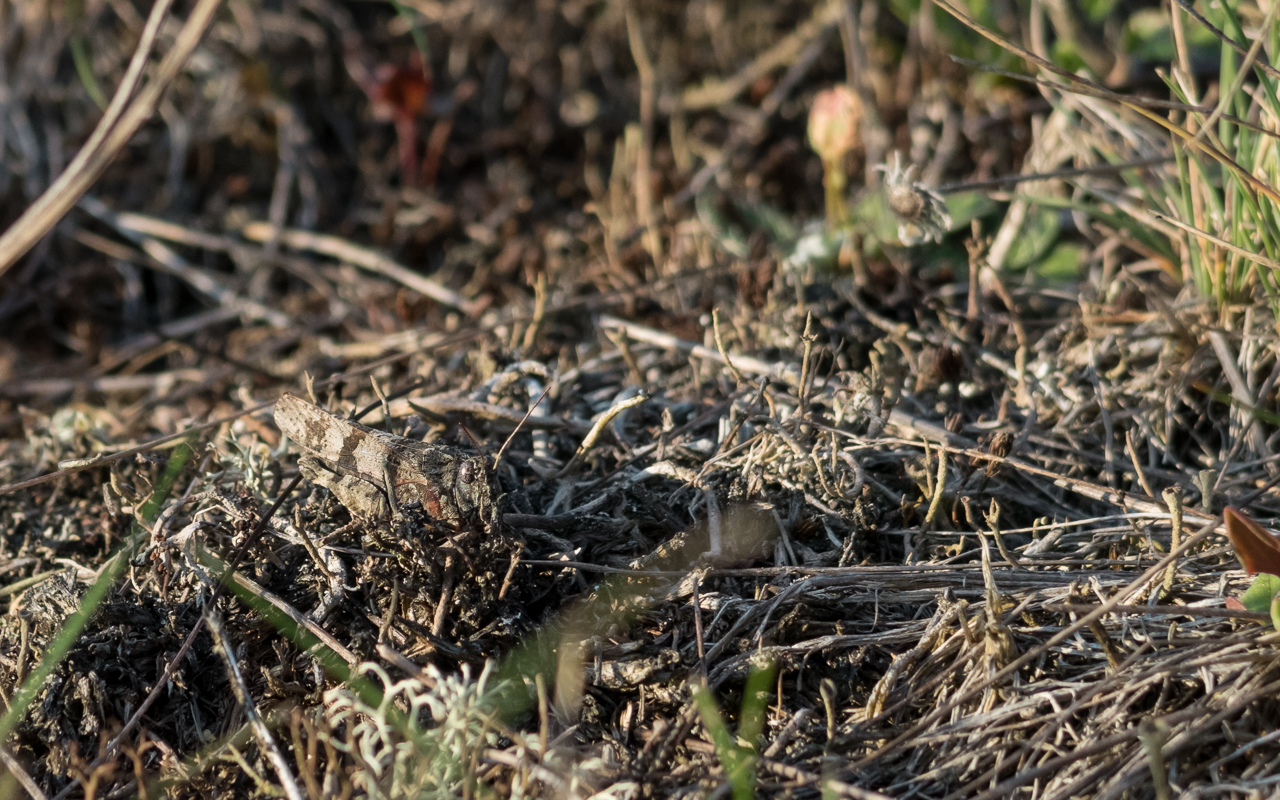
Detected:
[
  {"left": 1169, "top": 0, "right": 1280, "bottom": 81},
  {"left": 948, "top": 57, "right": 1280, "bottom": 139}
]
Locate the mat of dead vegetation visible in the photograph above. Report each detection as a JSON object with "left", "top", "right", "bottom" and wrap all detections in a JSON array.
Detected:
[{"left": 2, "top": 0, "right": 1279, "bottom": 798}]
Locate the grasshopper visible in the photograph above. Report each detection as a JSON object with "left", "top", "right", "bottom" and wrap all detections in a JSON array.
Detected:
[{"left": 273, "top": 394, "right": 493, "bottom": 528}]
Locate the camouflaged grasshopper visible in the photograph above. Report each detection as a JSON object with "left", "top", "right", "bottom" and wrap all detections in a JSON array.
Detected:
[{"left": 273, "top": 394, "right": 493, "bottom": 529}]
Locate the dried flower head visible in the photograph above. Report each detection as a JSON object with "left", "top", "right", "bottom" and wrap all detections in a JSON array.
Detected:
[
  {"left": 807, "top": 85, "right": 863, "bottom": 164},
  {"left": 876, "top": 152, "right": 951, "bottom": 245}
]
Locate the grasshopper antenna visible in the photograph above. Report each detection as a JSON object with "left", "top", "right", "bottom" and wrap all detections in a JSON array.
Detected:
[
  {"left": 495, "top": 383, "right": 553, "bottom": 469},
  {"left": 459, "top": 422, "right": 484, "bottom": 454}
]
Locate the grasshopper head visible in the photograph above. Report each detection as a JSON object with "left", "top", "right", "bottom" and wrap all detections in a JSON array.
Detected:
[{"left": 455, "top": 455, "right": 494, "bottom": 525}]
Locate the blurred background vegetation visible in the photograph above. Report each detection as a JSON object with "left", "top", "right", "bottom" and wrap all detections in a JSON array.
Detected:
[{"left": 3, "top": 0, "right": 1280, "bottom": 796}]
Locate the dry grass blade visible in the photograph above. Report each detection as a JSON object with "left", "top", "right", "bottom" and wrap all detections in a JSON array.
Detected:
[
  {"left": 1150, "top": 209, "right": 1280, "bottom": 272},
  {"left": 207, "top": 611, "right": 306, "bottom": 800},
  {"left": 1127, "top": 103, "right": 1280, "bottom": 205},
  {"left": 1169, "top": 0, "right": 1280, "bottom": 80},
  {"left": 0, "top": 0, "right": 222, "bottom": 274},
  {"left": 240, "top": 222, "right": 480, "bottom": 315}
]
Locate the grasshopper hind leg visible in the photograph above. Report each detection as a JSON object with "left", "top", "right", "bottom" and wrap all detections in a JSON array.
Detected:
[
  {"left": 298, "top": 456, "right": 391, "bottom": 521},
  {"left": 381, "top": 461, "right": 405, "bottom": 524}
]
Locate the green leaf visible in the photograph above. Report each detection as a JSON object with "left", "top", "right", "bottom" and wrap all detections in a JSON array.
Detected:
[
  {"left": 1080, "top": 0, "right": 1119, "bottom": 23},
  {"left": 388, "top": 0, "right": 432, "bottom": 66},
  {"left": 696, "top": 190, "right": 799, "bottom": 259},
  {"left": 1005, "top": 207, "right": 1060, "bottom": 270},
  {"left": 1049, "top": 40, "right": 1087, "bottom": 73},
  {"left": 1032, "top": 243, "right": 1084, "bottom": 283},
  {"left": 1123, "top": 9, "right": 1174, "bottom": 62},
  {"left": 1238, "top": 573, "right": 1280, "bottom": 614},
  {"left": 945, "top": 191, "right": 998, "bottom": 230},
  {"left": 1191, "top": 383, "right": 1280, "bottom": 427}
]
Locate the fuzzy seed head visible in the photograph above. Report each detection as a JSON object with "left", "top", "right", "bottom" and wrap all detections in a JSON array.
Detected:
[
  {"left": 875, "top": 152, "right": 952, "bottom": 245},
  {"left": 887, "top": 184, "right": 926, "bottom": 221}
]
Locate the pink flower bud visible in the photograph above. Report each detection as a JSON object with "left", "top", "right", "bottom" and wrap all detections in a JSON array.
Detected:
[{"left": 807, "top": 85, "right": 863, "bottom": 164}]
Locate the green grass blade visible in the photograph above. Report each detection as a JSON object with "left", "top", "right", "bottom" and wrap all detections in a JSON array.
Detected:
[
  {"left": 70, "top": 37, "right": 107, "bottom": 110},
  {"left": 738, "top": 659, "right": 777, "bottom": 748},
  {"left": 692, "top": 682, "right": 757, "bottom": 800}
]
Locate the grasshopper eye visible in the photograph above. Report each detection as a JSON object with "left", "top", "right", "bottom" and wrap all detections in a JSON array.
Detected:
[{"left": 458, "top": 460, "right": 480, "bottom": 484}]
